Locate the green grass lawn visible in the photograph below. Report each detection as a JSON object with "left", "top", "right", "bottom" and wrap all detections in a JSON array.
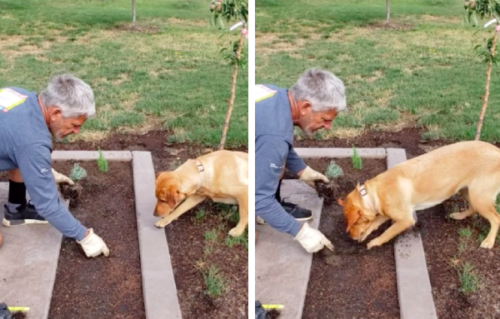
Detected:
[
  {"left": 256, "top": 0, "right": 500, "bottom": 142},
  {"left": 0, "top": 0, "right": 248, "bottom": 147}
]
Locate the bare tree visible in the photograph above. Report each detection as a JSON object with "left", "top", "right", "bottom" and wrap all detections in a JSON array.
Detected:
[
  {"left": 386, "top": 0, "right": 390, "bottom": 23},
  {"left": 132, "top": 0, "right": 136, "bottom": 25}
]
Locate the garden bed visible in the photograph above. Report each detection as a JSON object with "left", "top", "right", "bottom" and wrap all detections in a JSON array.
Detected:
[
  {"left": 419, "top": 196, "right": 500, "bottom": 319},
  {"left": 54, "top": 132, "right": 249, "bottom": 319},
  {"left": 299, "top": 157, "right": 400, "bottom": 319},
  {"left": 48, "top": 161, "right": 144, "bottom": 318}
]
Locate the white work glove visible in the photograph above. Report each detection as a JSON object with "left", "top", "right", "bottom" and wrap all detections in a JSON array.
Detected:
[
  {"left": 77, "top": 228, "right": 110, "bottom": 258},
  {"left": 294, "top": 222, "right": 334, "bottom": 253},
  {"left": 299, "top": 166, "right": 329, "bottom": 184},
  {"left": 52, "top": 168, "right": 74, "bottom": 186}
]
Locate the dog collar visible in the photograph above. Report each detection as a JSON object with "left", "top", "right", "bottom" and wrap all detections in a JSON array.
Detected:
[
  {"left": 358, "top": 185, "right": 377, "bottom": 213},
  {"left": 196, "top": 161, "right": 204, "bottom": 173}
]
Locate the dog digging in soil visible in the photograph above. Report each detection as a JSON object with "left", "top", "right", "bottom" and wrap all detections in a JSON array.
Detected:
[
  {"left": 154, "top": 150, "right": 249, "bottom": 237},
  {"left": 338, "top": 141, "right": 500, "bottom": 250}
]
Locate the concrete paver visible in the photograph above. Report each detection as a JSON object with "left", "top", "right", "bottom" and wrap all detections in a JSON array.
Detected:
[
  {"left": 255, "top": 180, "right": 323, "bottom": 319},
  {"left": 0, "top": 183, "right": 67, "bottom": 319}
]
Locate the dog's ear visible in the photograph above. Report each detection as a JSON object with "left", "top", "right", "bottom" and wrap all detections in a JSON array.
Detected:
[
  {"left": 345, "top": 209, "right": 361, "bottom": 233},
  {"left": 337, "top": 198, "right": 345, "bottom": 207},
  {"left": 166, "top": 186, "right": 179, "bottom": 208}
]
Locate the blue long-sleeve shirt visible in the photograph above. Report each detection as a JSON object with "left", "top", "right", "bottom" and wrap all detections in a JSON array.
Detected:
[
  {"left": 255, "top": 84, "right": 307, "bottom": 236},
  {"left": 0, "top": 87, "right": 87, "bottom": 240}
]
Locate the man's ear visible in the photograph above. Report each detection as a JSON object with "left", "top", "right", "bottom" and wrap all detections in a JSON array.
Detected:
[
  {"left": 337, "top": 198, "right": 345, "bottom": 207},
  {"left": 345, "top": 209, "right": 361, "bottom": 233},
  {"left": 297, "top": 100, "right": 311, "bottom": 115},
  {"left": 48, "top": 106, "right": 62, "bottom": 121}
]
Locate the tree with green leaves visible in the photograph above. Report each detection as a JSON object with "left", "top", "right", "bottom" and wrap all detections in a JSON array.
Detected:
[
  {"left": 209, "top": 0, "right": 248, "bottom": 149},
  {"left": 463, "top": 0, "right": 500, "bottom": 140}
]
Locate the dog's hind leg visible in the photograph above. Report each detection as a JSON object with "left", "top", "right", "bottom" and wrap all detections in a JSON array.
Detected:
[
  {"left": 229, "top": 193, "right": 248, "bottom": 237},
  {"left": 450, "top": 189, "right": 476, "bottom": 220},
  {"left": 155, "top": 195, "right": 206, "bottom": 228},
  {"left": 469, "top": 191, "right": 500, "bottom": 249}
]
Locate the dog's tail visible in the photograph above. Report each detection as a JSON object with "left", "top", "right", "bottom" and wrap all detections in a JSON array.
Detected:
[{"left": 201, "top": 148, "right": 213, "bottom": 154}]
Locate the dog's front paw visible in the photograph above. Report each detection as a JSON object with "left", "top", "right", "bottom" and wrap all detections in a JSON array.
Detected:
[
  {"left": 367, "top": 239, "right": 380, "bottom": 250},
  {"left": 450, "top": 212, "right": 468, "bottom": 220},
  {"left": 155, "top": 218, "right": 172, "bottom": 228},
  {"left": 480, "top": 238, "right": 495, "bottom": 249},
  {"left": 229, "top": 227, "right": 245, "bottom": 237}
]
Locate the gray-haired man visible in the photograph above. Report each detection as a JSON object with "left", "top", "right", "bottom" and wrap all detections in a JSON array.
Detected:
[
  {"left": 0, "top": 74, "right": 109, "bottom": 258},
  {"left": 255, "top": 68, "right": 347, "bottom": 253}
]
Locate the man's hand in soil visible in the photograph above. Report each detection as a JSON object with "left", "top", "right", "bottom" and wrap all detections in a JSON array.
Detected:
[
  {"left": 77, "top": 228, "right": 110, "bottom": 258},
  {"left": 294, "top": 222, "right": 334, "bottom": 253},
  {"left": 52, "top": 168, "right": 74, "bottom": 186},
  {"left": 298, "top": 166, "right": 329, "bottom": 184}
]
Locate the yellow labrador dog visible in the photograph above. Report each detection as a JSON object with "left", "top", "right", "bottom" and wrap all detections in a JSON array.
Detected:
[
  {"left": 154, "top": 150, "right": 248, "bottom": 237},
  {"left": 338, "top": 140, "right": 500, "bottom": 250}
]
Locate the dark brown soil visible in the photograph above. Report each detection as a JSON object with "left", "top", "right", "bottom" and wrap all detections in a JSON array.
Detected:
[
  {"left": 48, "top": 161, "right": 144, "bottom": 318},
  {"left": 266, "top": 309, "right": 282, "bottom": 319},
  {"left": 12, "top": 312, "right": 26, "bottom": 319},
  {"left": 302, "top": 158, "right": 400, "bottom": 319},
  {"left": 60, "top": 183, "right": 83, "bottom": 209},
  {"left": 53, "top": 131, "right": 249, "bottom": 319},
  {"left": 419, "top": 196, "right": 500, "bottom": 319}
]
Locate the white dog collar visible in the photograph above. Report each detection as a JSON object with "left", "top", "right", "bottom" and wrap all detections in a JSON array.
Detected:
[{"left": 358, "top": 184, "right": 377, "bottom": 213}]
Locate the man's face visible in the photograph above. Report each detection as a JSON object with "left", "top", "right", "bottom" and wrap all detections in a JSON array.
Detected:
[
  {"left": 297, "top": 101, "right": 338, "bottom": 137},
  {"left": 48, "top": 108, "right": 86, "bottom": 141}
]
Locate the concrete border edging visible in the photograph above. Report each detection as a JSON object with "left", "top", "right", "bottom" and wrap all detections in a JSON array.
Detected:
[
  {"left": 51, "top": 150, "right": 133, "bottom": 161},
  {"left": 132, "top": 151, "right": 182, "bottom": 319},
  {"left": 387, "top": 148, "right": 437, "bottom": 319},
  {"left": 295, "top": 147, "right": 386, "bottom": 158}
]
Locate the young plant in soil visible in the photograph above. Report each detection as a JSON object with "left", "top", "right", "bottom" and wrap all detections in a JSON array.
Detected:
[
  {"left": 202, "top": 266, "right": 226, "bottom": 297},
  {"left": 314, "top": 160, "right": 344, "bottom": 206},
  {"left": 457, "top": 262, "right": 481, "bottom": 294},
  {"left": 60, "top": 163, "right": 87, "bottom": 209},
  {"left": 351, "top": 146, "right": 363, "bottom": 170},
  {"left": 97, "top": 148, "right": 108, "bottom": 173}
]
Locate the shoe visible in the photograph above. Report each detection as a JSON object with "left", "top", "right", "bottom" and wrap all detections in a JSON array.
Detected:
[
  {"left": 281, "top": 200, "right": 313, "bottom": 221},
  {"left": 2, "top": 201, "right": 49, "bottom": 226}
]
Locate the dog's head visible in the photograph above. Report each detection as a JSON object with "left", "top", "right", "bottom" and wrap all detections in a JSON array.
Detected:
[
  {"left": 337, "top": 184, "right": 376, "bottom": 241},
  {"left": 154, "top": 172, "right": 186, "bottom": 217}
]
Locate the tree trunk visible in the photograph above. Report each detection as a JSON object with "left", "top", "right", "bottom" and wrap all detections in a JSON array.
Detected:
[
  {"left": 132, "top": 0, "right": 136, "bottom": 25},
  {"left": 219, "top": 33, "right": 245, "bottom": 150},
  {"left": 386, "top": 0, "right": 390, "bottom": 24},
  {"left": 475, "top": 29, "right": 499, "bottom": 140}
]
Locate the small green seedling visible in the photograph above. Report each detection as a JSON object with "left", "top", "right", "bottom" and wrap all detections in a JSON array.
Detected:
[
  {"left": 97, "top": 149, "right": 108, "bottom": 173},
  {"left": 325, "top": 160, "right": 344, "bottom": 179},
  {"left": 69, "top": 163, "right": 87, "bottom": 182},
  {"left": 457, "top": 262, "right": 480, "bottom": 294},
  {"left": 458, "top": 227, "right": 472, "bottom": 239},
  {"left": 203, "top": 266, "right": 226, "bottom": 297},
  {"left": 351, "top": 146, "right": 363, "bottom": 170}
]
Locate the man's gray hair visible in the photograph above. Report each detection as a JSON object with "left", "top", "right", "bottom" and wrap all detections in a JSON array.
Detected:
[
  {"left": 39, "top": 74, "right": 96, "bottom": 118},
  {"left": 290, "top": 68, "right": 347, "bottom": 112}
]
